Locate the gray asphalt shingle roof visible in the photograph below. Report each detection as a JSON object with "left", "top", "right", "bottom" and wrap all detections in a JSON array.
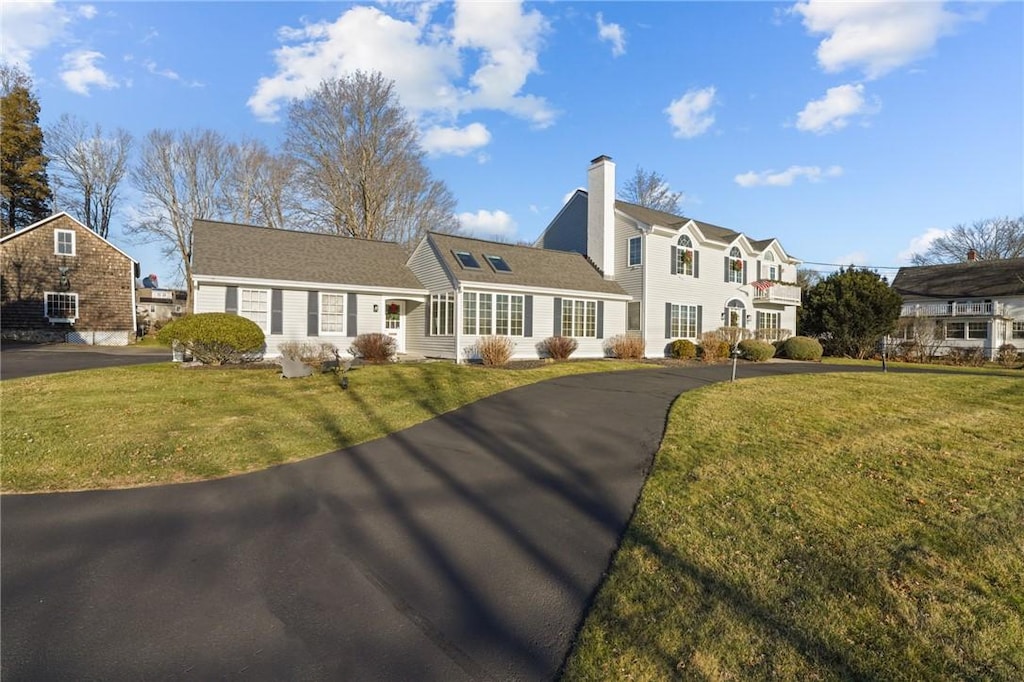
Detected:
[
  {"left": 191, "top": 220, "right": 426, "bottom": 290},
  {"left": 892, "top": 258, "right": 1024, "bottom": 298},
  {"left": 613, "top": 200, "right": 746, "bottom": 244},
  {"left": 429, "top": 232, "right": 628, "bottom": 296}
]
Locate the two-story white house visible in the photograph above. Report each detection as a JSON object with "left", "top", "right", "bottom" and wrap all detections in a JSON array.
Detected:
[{"left": 535, "top": 156, "right": 802, "bottom": 356}]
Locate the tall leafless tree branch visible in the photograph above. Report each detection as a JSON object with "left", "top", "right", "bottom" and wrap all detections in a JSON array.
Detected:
[
  {"left": 620, "top": 166, "right": 683, "bottom": 215},
  {"left": 910, "top": 216, "right": 1024, "bottom": 265}
]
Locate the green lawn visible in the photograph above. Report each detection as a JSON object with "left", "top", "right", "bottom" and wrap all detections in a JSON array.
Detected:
[
  {"left": 823, "top": 356, "right": 1023, "bottom": 375},
  {"left": 563, "top": 373, "right": 1024, "bottom": 681},
  {"left": 0, "top": 360, "right": 649, "bottom": 492}
]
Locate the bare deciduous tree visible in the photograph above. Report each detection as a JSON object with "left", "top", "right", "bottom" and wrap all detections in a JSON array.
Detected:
[
  {"left": 219, "top": 137, "right": 296, "bottom": 230},
  {"left": 284, "top": 71, "right": 458, "bottom": 244},
  {"left": 46, "top": 114, "right": 132, "bottom": 239},
  {"left": 620, "top": 166, "right": 683, "bottom": 215},
  {"left": 910, "top": 216, "right": 1024, "bottom": 265},
  {"left": 128, "top": 128, "right": 229, "bottom": 307}
]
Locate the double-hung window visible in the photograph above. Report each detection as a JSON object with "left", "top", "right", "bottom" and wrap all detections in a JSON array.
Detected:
[
  {"left": 676, "top": 236, "right": 694, "bottom": 276},
  {"left": 966, "top": 321, "right": 987, "bottom": 339},
  {"left": 627, "top": 301, "right": 641, "bottom": 332},
  {"left": 669, "top": 303, "right": 699, "bottom": 338},
  {"left": 45, "top": 292, "right": 78, "bottom": 322},
  {"left": 462, "top": 292, "right": 494, "bottom": 335},
  {"left": 1014, "top": 321, "right": 1024, "bottom": 340},
  {"left": 240, "top": 289, "right": 269, "bottom": 331},
  {"left": 727, "top": 246, "right": 744, "bottom": 283},
  {"left": 763, "top": 251, "right": 777, "bottom": 280},
  {"left": 945, "top": 322, "right": 965, "bottom": 339},
  {"left": 320, "top": 293, "right": 345, "bottom": 334},
  {"left": 431, "top": 293, "right": 455, "bottom": 336},
  {"left": 54, "top": 229, "right": 76, "bottom": 256},
  {"left": 561, "top": 299, "right": 597, "bottom": 337},
  {"left": 628, "top": 236, "right": 642, "bottom": 267},
  {"left": 493, "top": 294, "right": 524, "bottom": 336}
]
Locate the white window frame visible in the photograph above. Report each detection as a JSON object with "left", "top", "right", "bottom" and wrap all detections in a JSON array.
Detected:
[
  {"left": 431, "top": 292, "right": 455, "bottom": 336},
  {"left": 54, "top": 229, "right": 76, "bottom": 256},
  {"left": 627, "top": 301, "right": 641, "bottom": 332},
  {"left": 757, "top": 311, "right": 781, "bottom": 332},
  {"left": 676, "top": 235, "right": 694, "bottom": 276},
  {"left": 561, "top": 298, "right": 597, "bottom": 338},
  {"left": 1013, "top": 321, "right": 1024, "bottom": 340},
  {"left": 945, "top": 322, "right": 965, "bottom": 339},
  {"left": 239, "top": 288, "right": 270, "bottom": 332},
  {"left": 492, "top": 293, "right": 524, "bottom": 336},
  {"left": 669, "top": 303, "right": 699, "bottom": 339},
  {"left": 727, "top": 246, "right": 743, "bottom": 284},
  {"left": 463, "top": 292, "right": 497, "bottom": 336},
  {"left": 319, "top": 292, "right": 346, "bottom": 335},
  {"left": 45, "top": 291, "right": 79, "bottom": 323},
  {"left": 628, "top": 236, "right": 642, "bottom": 267},
  {"left": 966, "top": 321, "right": 987, "bottom": 339}
]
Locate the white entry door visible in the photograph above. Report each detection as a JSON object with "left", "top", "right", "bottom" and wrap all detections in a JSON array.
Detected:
[{"left": 384, "top": 300, "right": 405, "bottom": 353}]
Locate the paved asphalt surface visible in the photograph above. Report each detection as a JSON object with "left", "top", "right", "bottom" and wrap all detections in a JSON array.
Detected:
[
  {"left": 1, "top": 343, "right": 168, "bottom": 380},
  {"left": 2, "top": 362, "right": 863, "bottom": 680}
]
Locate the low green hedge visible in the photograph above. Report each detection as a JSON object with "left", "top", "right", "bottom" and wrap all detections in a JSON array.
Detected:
[
  {"left": 780, "top": 336, "right": 823, "bottom": 361},
  {"left": 157, "top": 313, "right": 265, "bottom": 365},
  {"left": 738, "top": 339, "right": 775, "bottom": 362}
]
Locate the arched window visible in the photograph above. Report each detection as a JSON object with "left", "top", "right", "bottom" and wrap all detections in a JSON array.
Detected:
[
  {"left": 763, "top": 251, "right": 778, "bottom": 280},
  {"left": 727, "top": 247, "right": 744, "bottom": 283},
  {"left": 725, "top": 299, "right": 746, "bottom": 328},
  {"left": 675, "top": 235, "right": 695, "bottom": 276}
]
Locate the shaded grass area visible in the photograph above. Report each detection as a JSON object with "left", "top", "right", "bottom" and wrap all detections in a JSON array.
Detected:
[
  {"left": 563, "top": 373, "right": 1024, "bottom": 681},
  {"left": 823, "top": 356, "right": 1023, "bottom": 375},
  {"left": 1, "top": 360, "right": 649, "bottom": 492}
]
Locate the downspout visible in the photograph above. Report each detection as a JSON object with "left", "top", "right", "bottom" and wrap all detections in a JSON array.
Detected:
[{"left": 641, "top": 231, "right": 648, "bottom": 357}]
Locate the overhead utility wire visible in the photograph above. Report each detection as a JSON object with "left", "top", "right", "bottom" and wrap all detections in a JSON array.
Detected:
[{"left": 798, "top": 259, "right": 903, "bottom": 271}]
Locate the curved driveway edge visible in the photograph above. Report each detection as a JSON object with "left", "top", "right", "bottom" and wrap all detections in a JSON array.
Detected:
[{"left": 2, "top": 362, "right": 864, "bottom": 680}]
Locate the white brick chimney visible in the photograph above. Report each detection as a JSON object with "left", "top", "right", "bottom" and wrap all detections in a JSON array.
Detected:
[{"left": 587, "top": 155, "right": 616, "bottom": 278}]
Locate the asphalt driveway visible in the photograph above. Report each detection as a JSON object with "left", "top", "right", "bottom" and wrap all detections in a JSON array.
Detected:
[
  {"left": 0, "top": 343, "right": 168, "bottom": 380},
  {"left": 1, "top": 362, "right": 857, "bottom": 680}
]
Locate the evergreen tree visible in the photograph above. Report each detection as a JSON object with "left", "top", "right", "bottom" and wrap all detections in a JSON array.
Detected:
[
  {"left": 1, "top": 63, "right": 52, "bottom": 235},
  {"left": 801, "top": 267, "right": 902, "bottom": 359}
]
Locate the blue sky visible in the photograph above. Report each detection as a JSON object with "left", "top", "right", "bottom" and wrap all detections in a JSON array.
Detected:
[{"left": 3, "top": 1, "right": 1022, "bottom": 285}]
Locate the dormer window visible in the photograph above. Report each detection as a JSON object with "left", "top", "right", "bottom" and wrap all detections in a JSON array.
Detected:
[
  {"left": 454, "top": 250, "right": 481, "bottom": 269},
  {"left": 763, "top": 251, "right": 777, "bottom": 280},
  {"left": 727, "top": 246, "right": 744, "bottom": 284},
  {"left": 675, "top": 235, "right": 695, "bottom": 276},
  {"left": 55, "top": 229, "right": 76, "bottom": 256},
  {"left": 484, "top": 254, "right": 511, "bottom": 272}
]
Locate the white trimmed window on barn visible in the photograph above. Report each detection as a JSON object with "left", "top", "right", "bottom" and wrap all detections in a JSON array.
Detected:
[
  {"left": 45, "top": 292, "right": 78, "bottom": 322},
  {"left": 54, "top": 229, "right": 76, "bottom": 256}
]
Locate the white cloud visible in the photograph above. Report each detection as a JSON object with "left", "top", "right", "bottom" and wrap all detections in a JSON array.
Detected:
[
  {"left": 458, "top": 209, "right": 517, "bottom": 238},
  {"left": 734, "top": 165, "right": 843, "bottom": 188},
  {"left": 898, "top": 227, "right": 948, "bottom": 262},
  {"left": 562, "top": 187, "right": 584, "bottom": 205},
  {"left": 596, "top": 13, "right": 626, "bottom": 57},
  {"left": 421, "top": 123, "right": 492, "bottom": 156},
  {"left": 249, "top": 1, "right": 555, "bottom": 141},
  {"left": 796, "top": 83, "right": 880, "bottom": 134},
  {"left": 0, "top": 0, "right": 71, "bottom": 68},
  {"left": 142, "top": 59, "right": 204, "bottom": 88},
  {"left": 834, "top": 251, "right": 869, "bottom": 266},
  {"left": 60, "top": 50, "right": 119, "bottom": 95},
  {"left": 665, "top": 86, "right": 717, "bottom": 138},
  {"left": 77, "top": 5, "right": 98, "bottom": 20},
  {"left": 790, "top": 0, "right": 964, "bottom": 79}
]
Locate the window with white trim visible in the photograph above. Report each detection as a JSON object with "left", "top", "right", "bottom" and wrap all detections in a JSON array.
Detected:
[
  {"left": 431, "top": 293, "right": 455, "bottom": 336},
  {"left": 54, "top": 229, "right": 76, "bottom": 256},
  {"left": 676, "top": 235, "right": 694, "bottom": 276},
  {"left": 45, "top": 292, "right": 78, "bottom": 322},
  {"left": 669, "top": 303, "right": 699, "bottom": 338},
  {"left": 763, "top": 251, "right": 777, "bottom": 280},
  {"left": 462, "top": 292, "right": 494, "bottom": 335},
  {"left": 727, "top": 246, "right": 743, "bottom": 283},
  {"left": 492, "top": 294, "right": 524, "bottom": 336},
  {"left": 725, "top": 299, "right": 746, "bottom": 327},
  {"left": 320, "top": 293, "right": 345, "bottom": 334},
  {"left": 756, "top": 311, "right": 781, "bottom": 333},
  {"left": 1014, "top": 321, "right": 1024, "bottom": 339},
  {"left": 561, "top": 299, "right": 597, "bottom": 337},
  {"left": 627, "top": 301, "right": 641, "bottom": 332},
  {"left": 945, "top": 322, "right": 965, "bottom": 339},
  {"left": 628, "top": 236, "right": 642, "bottom": 267},
  {"left": 240, "top": 288, "right": 269, "bottom": 331},
  {"left": 966, "top": 321, "right": 987, "bottom": 339}
]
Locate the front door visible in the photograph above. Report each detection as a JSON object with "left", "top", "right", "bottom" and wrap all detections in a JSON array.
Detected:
[{"left": 384, "top": 300, "right": 405, "bottom": 353}]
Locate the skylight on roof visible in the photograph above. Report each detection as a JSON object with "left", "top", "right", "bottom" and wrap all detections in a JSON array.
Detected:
[
  {"left": 454, "top": 250, "right": 481, "bottom": 268},
  {"left": 484, "top": 254, "right": 512, "bottom": 272}
]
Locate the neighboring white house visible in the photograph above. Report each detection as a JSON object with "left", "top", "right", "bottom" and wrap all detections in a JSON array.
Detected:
[
  {"left": 191, "top": 219, "right": 630, "bottom": 360},
  {"left": 535, "top": 156, "right": 802, "bottom": 357},
  {"left": 406, "top": 232, "right": 630, "bottom": 361},
  {"left": 892, "top": 256, "right": 1024, "bottom": 360}
]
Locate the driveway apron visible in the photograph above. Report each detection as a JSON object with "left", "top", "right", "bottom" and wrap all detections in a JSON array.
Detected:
[{"left": 1, "top": 362, "right": 852, "bottom": 680}]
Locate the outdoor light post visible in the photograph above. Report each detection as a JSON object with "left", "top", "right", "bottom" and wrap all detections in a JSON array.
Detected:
[{"left": 731, "top": 346, "right": 740, "bottom": 382}]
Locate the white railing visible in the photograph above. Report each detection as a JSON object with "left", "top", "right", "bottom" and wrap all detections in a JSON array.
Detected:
[
  {"left": 900, "top": 301, "right": 1002, "bottom": 318},
  {"left": 752, "top": 283, "right": 802, "bottom": 305}
]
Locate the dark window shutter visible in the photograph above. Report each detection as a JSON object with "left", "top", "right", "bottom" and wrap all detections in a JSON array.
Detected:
[
  {"left": 596, "top": 301, "right": 604, "bottom": 339},
  {"left": 307, "top": 291, "right": 319, "bottom": 337},
  {"left": 271, "top": 289, "right": 283, "bottom": 335},
  {"left": 757, "top": 261, "right": 762, "bottom": 281},
  {"left": 347, "top": 293, "right": 358, "bottom": 337},
  {"left": 697, "top": 305, "right": 703, "bottom": 336},
  {"left": 225, "top": 286, "right": 238, "bottom": 314},
  {"left": 724, "top": 256, "right": 730, "bottom": 282},
  {"left": 743, "top": 261, "right": 748, "bottom": 285},
  {"left": 523, "top": 295, "right": 533, "bottom": 337},
  {"left": 693, "top": 251, "right": 700, "bottom": 278},
  {"left": 665, "top": 302, "right": 673, "bottom": 339},
  {"left": 670, "top": 246, "right": 678, "bottom": 275},
  {"left": 553, "top": 297, "right": 562, "bottom": 336}
]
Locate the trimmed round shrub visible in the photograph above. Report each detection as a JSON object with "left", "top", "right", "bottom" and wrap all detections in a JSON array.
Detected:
[
  {"left": 738, "top": 338, "right": 775, "bottom": 362},
  {"left": 157, "top": 313, "right": 264, "bottom": 365},
  {"left": 780, "top": 335, "right": 823, "bottom": 361},
  {"left": 668, "top": 339, "right": 697, "bottom": 360}
]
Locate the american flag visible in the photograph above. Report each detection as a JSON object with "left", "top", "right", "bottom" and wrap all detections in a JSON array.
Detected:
[{"left": 752, "top": 279, "right": 774, "bottom": 291}]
